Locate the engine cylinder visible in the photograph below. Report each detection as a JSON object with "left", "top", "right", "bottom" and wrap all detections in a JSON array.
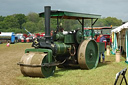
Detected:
[{"left": 54, "top": 42, "right": 71, "bottom": 55}]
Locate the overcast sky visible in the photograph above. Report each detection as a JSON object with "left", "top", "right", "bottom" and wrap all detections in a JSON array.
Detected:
[{"left": 0, "top": 0, "right": 128, "bottom": 21}]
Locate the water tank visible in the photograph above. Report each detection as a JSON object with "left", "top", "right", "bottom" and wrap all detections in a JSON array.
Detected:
[{"left": 0, "top": 32, "right": 15, "bottom": 44}]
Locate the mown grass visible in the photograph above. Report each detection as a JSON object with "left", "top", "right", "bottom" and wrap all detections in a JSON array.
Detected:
[{"left": 0, "top": 43, "right": 128, "bottom": 85}]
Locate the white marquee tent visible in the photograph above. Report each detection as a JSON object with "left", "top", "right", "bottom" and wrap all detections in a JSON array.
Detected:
[
  {"left": 111, "top": 22, "right": 128, "bottom": 63},
  {"left": 111, "top": 22, "right": 128, "bottom": 33}
]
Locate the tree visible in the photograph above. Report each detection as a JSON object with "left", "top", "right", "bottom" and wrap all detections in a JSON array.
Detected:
[
  {"left": 22, "top": 21, "right": 37, "bottom": 33},
  {"left": 0, "top": 22, "right": 6, "bottom": 30},
  {"left": 3, "top": 15, "right": 20, "bottom": 29},
  {"left": 94, "top": 17, "right": 122, "bottom": 27},
  {"left": 94, "top": 18, "right": 107, "bottom": 27},
  {"left": 105, "top": 17, "right": 122, "bottom": 26},
  {"left": 0, "top": 16, "right": 5, "bottom": 21},
  {"left": 37, "top": 19, "right": 45, "bottom": 32},
  {"left": 51, "top": 19, "right": 57, "bottom": 31},
  {"left": 61, "top": 19, "right": 79, "bottom": 31},
  {"left": 27, "top": 12, "right": 40, "bottom": 23},
  {"left": 5, "top": 28, "right": 22, "bottom": 33},
  {"left": 14, "top": 14, "right": 27, "bottom": 29}
]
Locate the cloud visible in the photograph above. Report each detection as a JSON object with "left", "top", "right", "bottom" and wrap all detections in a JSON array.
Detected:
[{"left": 0, "top": 0, "right": 128, "bottom": 21}]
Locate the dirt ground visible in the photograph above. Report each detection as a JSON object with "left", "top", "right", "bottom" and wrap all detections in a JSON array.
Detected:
[{"left": 0, "top": 43, "right": 32, "bottom": 85}]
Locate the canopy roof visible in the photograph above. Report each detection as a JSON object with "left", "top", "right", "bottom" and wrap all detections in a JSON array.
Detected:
[
  {"left": 39, "top": 10, "right": 101, "bottom": 19},
  {"left": 111, "top": 22, "right": 128, "bottom": 33}
]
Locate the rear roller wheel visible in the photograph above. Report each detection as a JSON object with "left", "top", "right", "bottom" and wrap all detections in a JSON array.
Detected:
[
  {"left": 20, "top": 52, "right": 55, "bottom": 78},
  {"left": 78, "top": 40, "right": 99, "bottom": 69}
]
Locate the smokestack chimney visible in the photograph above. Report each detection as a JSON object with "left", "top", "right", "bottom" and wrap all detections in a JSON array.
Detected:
[{"left": 44, "top": 6, "right": 51, "bottom": 43}]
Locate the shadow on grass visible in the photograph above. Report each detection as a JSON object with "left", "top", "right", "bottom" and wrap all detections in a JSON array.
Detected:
[
  {"left": 54, "top": 61, "right": 113, "bottom": 77},
  {"left": 97, "top": 61, "right": 111, "bottom": 68},
  {"left": 55, "top": 67, "right": 80, "bottom": 73},
  {"left": 54, "top": 67, "right": 80, "bottom": 77}
]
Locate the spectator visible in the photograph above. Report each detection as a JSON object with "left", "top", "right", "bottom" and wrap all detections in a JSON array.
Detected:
[
  {"left": 99, "top": 34, "right": 106, "bottom": 63},
  {"left": 96, "top": 34, "right": 101, "bottom": 42},
  {"left": 6, "top": 41, "right": 10, "bottom": 47}
]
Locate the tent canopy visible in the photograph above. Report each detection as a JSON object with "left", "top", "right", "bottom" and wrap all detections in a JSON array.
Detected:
[{"left": 111, "top": 22, "right": 128, "bottom": 33}]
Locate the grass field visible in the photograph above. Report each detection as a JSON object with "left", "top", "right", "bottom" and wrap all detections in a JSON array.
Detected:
[{"left": 0, "top": 43, "right": 128, "bottom": 85}]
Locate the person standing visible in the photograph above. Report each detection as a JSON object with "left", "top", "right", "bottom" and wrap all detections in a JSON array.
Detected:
[
  {"left": 6, "top": 41, "right": 10, "bottom": 47},
  {"left": 99, "top": 34, "right": 106, "bottom": 63},
  {"left": 96, "top": 34, "right": 101, "bottom": 42}
]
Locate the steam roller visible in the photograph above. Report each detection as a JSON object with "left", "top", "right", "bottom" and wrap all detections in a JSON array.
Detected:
[{"left": 18, "top": 6, "right": 101, "bottom": 78}]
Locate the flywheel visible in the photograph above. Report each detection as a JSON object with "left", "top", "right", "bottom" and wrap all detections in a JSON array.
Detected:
[{"left": 78, "top": 40, "right": 99, "bottom": 69}]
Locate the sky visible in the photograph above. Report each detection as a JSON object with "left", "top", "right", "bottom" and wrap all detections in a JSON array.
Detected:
[{"left": 0, "top": 0, "right": 128, "bottom": 21}]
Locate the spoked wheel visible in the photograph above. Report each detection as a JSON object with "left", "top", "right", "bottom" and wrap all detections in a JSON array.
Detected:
[
  {"left": 19, "top": 52, "right": 56, "bottom": 78},
  {"left": 78, "top": 40, "right": 99, "bottom": 69}
]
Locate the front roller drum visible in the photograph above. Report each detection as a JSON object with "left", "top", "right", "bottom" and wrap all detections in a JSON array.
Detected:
[
  {"left": 19, "top": 52, "right": 55, "bottom": 78},
  {"left": 78, "top": 40, "right": 99, "bottom": 69}
]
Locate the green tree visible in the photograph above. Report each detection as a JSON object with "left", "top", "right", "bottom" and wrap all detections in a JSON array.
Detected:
[
  {"left": 14, "top": 14, "right": 27, "bottom": 29},
  {"left": 27, "top": 12, "right": 40, "bottom": 23},
  {"left": 3, "top": 15, "right": 20, "bottom": 29},
  {"left": 61, "top": 19, "right": 79, "bottom": 31},
  {"left": 22, "top": 21, "right": 37, "bottom": 33},
  {"left": 94, "top": 18, "right": 107, "bottom": 27},
  {"left": 105, "top": 17, "right": 122, "bottom": 26},
  {"left": 5, "top": 28, "right": 22, "bottom": 33},
  {"left": 94, "top": 17, "right": 122, "bottom": 27},
  {"left": 0, "top": 16, "right": 5, "bottom": 21},
  {"left": 51, "top": 19, "right": 57, "bottom": 31},
  {"left": 37, "top": 19, "right": 45, "bottom": 32},
  {"left": 0, "top": 22, "right": 6, "bottom": 31}
]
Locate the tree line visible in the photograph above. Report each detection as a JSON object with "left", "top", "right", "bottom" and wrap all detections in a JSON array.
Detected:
[{"left": 0, "top": 12, "right": 123, "bottom": 33}]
